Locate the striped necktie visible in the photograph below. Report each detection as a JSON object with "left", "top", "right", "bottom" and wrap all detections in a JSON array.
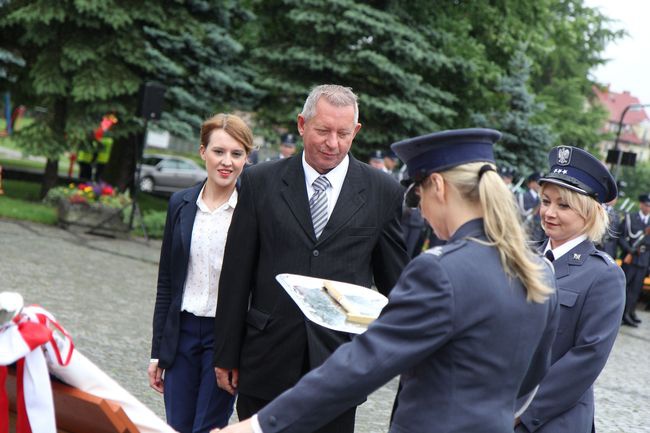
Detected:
[{"left": 310, "top": 175, "right": 331, "bottom": 239}]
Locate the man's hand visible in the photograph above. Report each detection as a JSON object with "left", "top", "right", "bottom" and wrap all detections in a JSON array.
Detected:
[
  {"left": 210, "top": 418, "right": 253, "bottom": 432},
  {"left": 215, "top": 367, "right": 239, "bottom": 395},
  {"left": 147, "top": 361, "right": 164, "bottom": 393},
  {"left": 623, "top": 253, "right": 633, "bottom": 265}
]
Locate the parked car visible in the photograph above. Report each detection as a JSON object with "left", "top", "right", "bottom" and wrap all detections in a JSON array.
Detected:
[{"left": 137, "top": 154, "right": 207, "bottom": 194}]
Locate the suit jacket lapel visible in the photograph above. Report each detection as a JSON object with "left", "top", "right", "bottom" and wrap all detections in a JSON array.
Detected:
[
  {"left": 179, "top": 184, "right": 201, "bottom": 262},
  {"left": 280, "top": 156, "right": 315, "bottom": 241},
  {"left": 317, "top": 157, "right": 365, "bottom": 244}
]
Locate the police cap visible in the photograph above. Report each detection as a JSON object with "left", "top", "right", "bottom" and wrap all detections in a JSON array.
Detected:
[
  {"left": 527, "top": 172, "right": 542, "bottom": 183},
  {"left": 638, "top": 193, "right": 650, "bottom": 204},
  {"left": 539, "top": 146, "right": 616, "bottom": 203},
  {"left": 385, "top": 149, "right": 398, "bottom": 160},
  {"left": 370, "top": 150, "right": 384, "bottom": 161},
  {"left": 391, "top": 128, "right": 501, "bottom": 185},
  {"left": 280, "top": 133, "right": 296, "bottom": 147},
  {"left": 498, "top": 166, "right": 516, "bottom": 178}
]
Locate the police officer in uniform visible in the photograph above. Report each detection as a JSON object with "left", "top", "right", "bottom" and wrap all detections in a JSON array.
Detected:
[
  {"left": 368, "top": 149, "right": 387, "bottom": 171},
  {"left": 618, "top": 193, "right": 650, "bottom": 326},
  {"left": 595, "top": 196, "right": 621, "bottom": 260},
  {"left": 267, "top": 133, "right": 297, "bottom": 161},
  {"left": 515, "top": 146, "right": 625, "bottom": 433},
  {"left": 517, "top": 172, "right": 546, "bottom": 245},
  {"left": 213, "top": 128, "right": 559, "bottom": 433},
  {"left": 499, "top": 165, "right": 516, "bottom": 190}
]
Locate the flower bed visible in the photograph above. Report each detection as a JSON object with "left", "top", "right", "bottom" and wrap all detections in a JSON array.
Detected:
[{"left": 45, "top": 182, "right": 131, "bottom": 237}]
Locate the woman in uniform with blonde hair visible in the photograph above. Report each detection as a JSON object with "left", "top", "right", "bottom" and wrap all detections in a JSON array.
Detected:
[
  {"left": 515, "top": 146, "right": 625, "bottom": 433},
  {"left": 214, "top": 128, "right": 559, "bottom": 433}
]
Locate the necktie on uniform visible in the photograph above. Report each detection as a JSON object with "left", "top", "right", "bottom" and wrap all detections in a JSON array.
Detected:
[
  {"left": 310, "top": 175, "right": 331, "bottom": 239},
  {"left": 544, "top": 250, "right": 555, "bottom": 263}
]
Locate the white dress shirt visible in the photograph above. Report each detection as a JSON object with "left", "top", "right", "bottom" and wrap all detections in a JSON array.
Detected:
[
  {"left": 180, "top": 186, "right": 238, "bottom": 317},
  {"left": 302, "top": 152, "right": 349, "bottom": 220},
  {"left": 544, "top": 234, "right": 588, "bottom": 261}
]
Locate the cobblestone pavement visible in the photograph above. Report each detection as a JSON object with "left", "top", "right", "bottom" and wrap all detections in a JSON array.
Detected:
[{"left": 0, "top": 218, "right": 648, "bottom": 432}]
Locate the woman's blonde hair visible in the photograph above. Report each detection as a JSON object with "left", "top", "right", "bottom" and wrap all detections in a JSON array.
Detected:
[
  {"left": 437, "top": 162, "right": 553, "bottom": 303},
  {"left": 200, "top": 113, "right": 254, "bottom": 155},
  {"left": 539, "top": 183, "right": 609, "bottom": 242}
]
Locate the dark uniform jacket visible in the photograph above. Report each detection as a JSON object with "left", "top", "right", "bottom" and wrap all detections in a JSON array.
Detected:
[
  {"left": 517, "top": 239, "right": 625, "bottom": 433},
  {"left": 596, "top": 205, "right": 620, "bottom": 259},
  {"left": 256, "top": 219, "right": 560, "bottom": 433},
  {"left": 618, "top": 212, "right": 650, "bottom": 268},
  {"left": 213, "top": 154, "right": 409, "bottom": 400}
]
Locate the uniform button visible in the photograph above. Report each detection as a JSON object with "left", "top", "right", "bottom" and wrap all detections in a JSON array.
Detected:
[
  {"left": 269, "top": 416, "right": 277, "bottom": 427},
  {"left": 532, "top": 419, "right": 540, "bottom": 426},
  {"left": 313, "top": 249, "right": 319, "bottom": 257}
]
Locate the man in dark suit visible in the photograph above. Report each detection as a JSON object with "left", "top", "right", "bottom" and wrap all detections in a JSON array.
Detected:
[
  {"left": 618, "top": 193, "right": 650, "bottom": 326},
  {"left": 212, "top": 84, "right": 409, "bottom": 433}
]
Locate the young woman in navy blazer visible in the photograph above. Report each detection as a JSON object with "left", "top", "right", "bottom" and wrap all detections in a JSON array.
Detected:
[{"left": 149, "top": 113, "right": 254, "bottom": 433}]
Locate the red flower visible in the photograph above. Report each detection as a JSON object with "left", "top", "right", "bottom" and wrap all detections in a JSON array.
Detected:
[{"left": 101, "top": 186, "right": 114, "bottom": 196}]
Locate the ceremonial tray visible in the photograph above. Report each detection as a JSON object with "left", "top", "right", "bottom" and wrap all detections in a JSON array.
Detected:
[{"left": 275, "top": 273, "right": 388, "bottom": 334}]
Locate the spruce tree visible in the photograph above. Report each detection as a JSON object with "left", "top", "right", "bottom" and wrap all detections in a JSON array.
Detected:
[
  {"left": 473, "top": 49, "right": 554, "bottom": 176},
  {"left": 0, "top": 0, "right": 259, "bottom": 194},
  {"left": 247, "top": 0, "right": 456, "bottom": 158}
]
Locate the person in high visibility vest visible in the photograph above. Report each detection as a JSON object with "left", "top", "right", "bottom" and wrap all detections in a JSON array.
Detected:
[
  {"left": 77, "top": 114, "right": 117, "bottom": 181},
  {"left": 77, "top": 146, "right": 95, "bottom": 181},
  {"left": 95, "top": 137, "right": 113, "bottom": 181}
]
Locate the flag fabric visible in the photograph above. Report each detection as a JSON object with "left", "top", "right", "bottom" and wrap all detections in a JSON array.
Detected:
[{"left": 0, "top": 305, "right": 73, "bottom": 433}]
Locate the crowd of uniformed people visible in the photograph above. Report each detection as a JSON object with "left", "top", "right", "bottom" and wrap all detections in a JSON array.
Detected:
[{"left": 149, "top": 84, "right": 630, "bottom": 433}]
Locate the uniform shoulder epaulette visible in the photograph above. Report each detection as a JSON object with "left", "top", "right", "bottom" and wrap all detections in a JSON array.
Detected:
[
  {"left": 423, "top": 240, "right": 466, "bottom": 258},
  {"left": 591, "top": 249, "right": 616, "bottom": 266}
]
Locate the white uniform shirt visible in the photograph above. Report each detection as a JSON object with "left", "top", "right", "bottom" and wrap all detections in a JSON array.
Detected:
[
  {"left": 180, "top": 186, "right": 238, "bottom": 317},
  {"left": 544, "top": 234, "right": 587, "bottom": 261}
]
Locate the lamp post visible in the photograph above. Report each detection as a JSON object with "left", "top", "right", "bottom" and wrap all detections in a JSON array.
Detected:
[{"left": 612, "top": 103, "right": 650, "bottom": 179}]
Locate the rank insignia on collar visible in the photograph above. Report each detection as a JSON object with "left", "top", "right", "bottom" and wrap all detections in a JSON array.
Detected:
[
  {"left": 573, "top": 253, "right": 581, "bottom": 260},
  {"left": 426, "top": 246, "right": 444, "bottom": 257},
  {"left": 557, "top": 146, "right": 572, "bottom": 166}
]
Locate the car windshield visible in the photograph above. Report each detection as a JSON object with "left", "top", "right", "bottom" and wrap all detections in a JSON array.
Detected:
[{"left": 142, "top": 156, "right": 163, "bottom": 166}]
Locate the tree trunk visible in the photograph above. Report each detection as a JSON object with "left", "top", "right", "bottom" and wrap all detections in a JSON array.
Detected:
[
  {"left": 40, "top": 158, "right": 59, "bottom": 199},
  {"left": 40, "top": 98, "right": 68, "bottom": 198},
  {"left": 102, "top": 132, "right": 144, "bottom": 192}
]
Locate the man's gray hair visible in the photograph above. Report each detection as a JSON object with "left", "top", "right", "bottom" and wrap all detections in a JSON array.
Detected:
[{"left": 301, "top": 84, "right": 359, "bottom": 124}]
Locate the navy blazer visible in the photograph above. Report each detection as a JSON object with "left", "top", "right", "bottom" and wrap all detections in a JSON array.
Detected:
[
  {"left": 213, "top": 154, "right": 409, "bottom": 401},
  {"left": 151, "top": 182, "right": 203, "bottom": 368},
  {"left": 517, "top": 239, "right": 625, "bottom": 433},
  {"left": 257, "top": 219, "right": 560, "bottom": 433}
]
